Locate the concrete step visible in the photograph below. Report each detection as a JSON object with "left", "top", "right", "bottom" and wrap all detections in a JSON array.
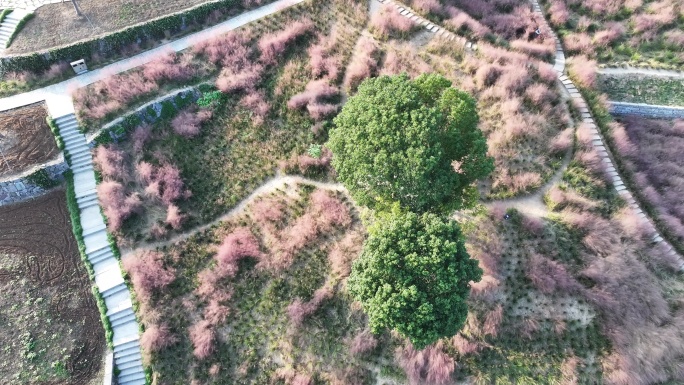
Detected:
[
  {"left": 117, "top": 357, "right": 143, "bottom": 372},
  {"left": 76, "top": 188, "right": 97, "bottom": 202},
  {"left": 71, "top": 162, "right": 93, "bottom": 174},
  {"left": 87, "top": 243, "right": 111, "bottom": 261},
  {"left": 69, "top": 151, "right": 91, "bottom": 164},
  {"left": 90, "top": 251, "right": 115, "bottom": 267},
  {"left": 60, "top": 130, "right": 84, "bottom": 142},
  {"left": 83, "top": 223, "right": 107, "bottom": 238},
  {"left": 113, "top": 336, "right": 141, "bottom": 353},
  {"left": 55, "top": 114, "right": 77, "bottom": 125},
  {"left": 118, "top": 368, "right": 145, "bottom": 384},
  {"left": 71, "top": 156, "right": 93, "bottom": 170},
  {"left": 109, "top": 307, "right": 134, "bottom": 325},
  {"left": 120, "top": 378, "right": 146, "bottom": 385},
  {"left": 115, "top": 351, "right": 142, "bottom": 367},
  {"left": 112, "top": 313, "right": 137, "bottom": 328},
  {"left": 102, "top": 282, "right": 128, "bottom": 299}
]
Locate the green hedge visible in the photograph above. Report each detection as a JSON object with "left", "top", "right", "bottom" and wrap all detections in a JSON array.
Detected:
[
  {"left": 0, "top": 0, "right": 240, "bottom": 74},
  {"left": 64, "top": 170, "right": 114, "bottom": 349},
  {"left": 0, "top": 9, "right": 13, "bottom": 24},
  {"left": 25, "top": 168, "right": 57, "bottom": 189},
  {"left": 5, "top": 12, "right": 33, "bottom": 48}
]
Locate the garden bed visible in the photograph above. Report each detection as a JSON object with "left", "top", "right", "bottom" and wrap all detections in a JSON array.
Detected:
[
  {"left": 598, "top": 73, "right": 684, "bottom": 106},
  {"left": 0, "top": 189, "right": 105, "bottom": 385},
  {"left": 0, "top": 102, "right": 59, "bottom": 179}
]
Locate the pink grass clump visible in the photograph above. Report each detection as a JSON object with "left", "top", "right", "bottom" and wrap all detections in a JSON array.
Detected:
[
  {"left": 94, "top": 145, "right": 128, "bottom": 180},
  {"left": 140, "top": 323, "right": 177, "bottom": 364},
  {"left": 287, "top": 285, "right": 333, "bottom": 327},
  {"left": 188, "top": 320, "right": 215, "bottom": 359},
  {"left": 171, "top": 109, "right": 212, "bottom": 138},
  {"left": 344, "top": 36, "right": 380, "bottom": 91},
  {"left": 240, "top": 90, "right": 270, "bottom": 125},
  {"left": 165, "top": 204, "right": 185, "bottom": 230},
  {"left": 216, "top": 63, "right": 264, "bottom": 94},
  {"left": 132, "top": 124, "right": 152, "bottom": 152},
  {"left": 483, "top": 304, "right": 503, "bottom": 337},
  {"left": 287, "top": 79, "right": 339, "bottom": 109},
  {"left": 396, "top": 341, "right": 455, "bottom": 385},
  {"left": 371, "top": 4, "right": 415, "bottom": 40},
  {"left": 142, "top": 52, "right": 195, "bottom": 83},
  {"left": 328, "top": 229, "right": 364, "bottom": 278},
  {"left": 97, "top": 180, "right": 142, "bottom": 231},
  {"left": 192, "top": 31, "right": 251, "bottom": 70},
  {"left": 124, "top": 250, "right": 176, "bottom": 303},
  {"left": 151, "top": 163, "right": 191, "bottom": 205},
  {"left": 250, "top": 197, "right": 286, "bottom": 227},
  {"left": 526, "top": 254, "right": 582, "bottom": 295},
  {"left": 296, "top": 147, "right": 333, "bottom": 173},
  {"left": 215, "top": 227, "right": 262, "bottom": 276},
  {"left": 548, "top": 1, "right": 569, "bottom": 26},
  {"left": 258, "top": 20, "right": 314, "bottom": 65},
  {"left": 349, "top": 329, "right": 378, "bottom": 356},
  {"left": 568, "top": 55, "right": 597, "bottom": 88}
]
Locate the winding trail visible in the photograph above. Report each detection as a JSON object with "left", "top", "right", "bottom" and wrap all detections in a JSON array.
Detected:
[
  {"left": 598, "top": 67, "right": 684, "bottom": 79},
  {"left": 121, "top": 174, "right": 345, "bottom": 257}
]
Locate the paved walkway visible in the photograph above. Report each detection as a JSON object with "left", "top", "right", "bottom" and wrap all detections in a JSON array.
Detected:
[
  {"left": 0, "top": 0, "right": 306, "bottom": 112},
  {"left": 598, "top": 67, "right": 684, "bottom": 79},
  {"left": 529, "top": 0, "right": 684, "bottom": 270},
  {"left": 0, "top": 0, "right": 62, "bottom": 11}
]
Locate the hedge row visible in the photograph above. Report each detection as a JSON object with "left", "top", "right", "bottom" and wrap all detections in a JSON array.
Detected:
[
  {"left": 0, "top": 0, "right": 240, "bottom": 75},
  {"left": 0, "top": 8, "right": 13, "bottom": 24},
  {"left": 5, "top": 12, "right": 33, "bottom": 48}
]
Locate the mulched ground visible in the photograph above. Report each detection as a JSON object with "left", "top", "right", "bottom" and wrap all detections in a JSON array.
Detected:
[
  {"left": 5, "top": 0, "right": 215, "bottom": 54},
  {"left": 0, "top": 189, "right": 105, "bottom": 385},
  {"left": 0, "top": 102, "right": 59, "bottom": 179}
]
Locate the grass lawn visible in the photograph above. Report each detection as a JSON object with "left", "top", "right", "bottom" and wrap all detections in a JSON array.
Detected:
[{"left": 598, "top": 74, "right": 684, "bottom": 106}]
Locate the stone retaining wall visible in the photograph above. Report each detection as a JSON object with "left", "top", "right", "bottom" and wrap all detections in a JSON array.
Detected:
[
  {"left": 609, "top": 101, "right": 684, "bottom": 119},
  {"left": 0, "top": 157, "right": 68, "bottom": 205}
]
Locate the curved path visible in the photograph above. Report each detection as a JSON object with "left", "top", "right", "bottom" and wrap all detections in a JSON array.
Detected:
[
  {"left": 122, "top": 174, "right": 345, "bottom": 257},
  {"left": 530, "top": 0, "right": 684, "bottom": 270}
]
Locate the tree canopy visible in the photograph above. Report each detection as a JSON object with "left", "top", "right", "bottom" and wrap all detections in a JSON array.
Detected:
[
  {"left": 347, "top": 210, "right": 483, "bottom": 349},
  {"left": 327, "top": 73, "right": 493, "bottom": 212}
]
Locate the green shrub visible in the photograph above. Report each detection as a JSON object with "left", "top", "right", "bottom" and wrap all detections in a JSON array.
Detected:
[
  {"left": 0, "top": 9, "right": 13, "bottom": 24},
  {"left": 5, "top": 12, "right": 33, "bottom": 48},
  {"left": 25, "top": 168, "right": 57, "bottom": 189}
]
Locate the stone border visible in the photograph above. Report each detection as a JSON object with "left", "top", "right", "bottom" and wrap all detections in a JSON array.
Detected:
[
  {"left": 531, "top": 0, "right": 684, "bottom": 270},
  {"left": 0, "top": 155, "right": 68, "bottom": 206},
  {"left": 608, "top": 101, "right": 684, "bottom": 119}
]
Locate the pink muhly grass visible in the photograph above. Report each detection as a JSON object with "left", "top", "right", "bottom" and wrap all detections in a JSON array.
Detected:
[
  {"left": 215, "top": 227, "right": 262, "bottom": 274},
  {"left": 287, "top": 285, "right": 333, "bottom": 327},
  {"left": 310, "top": 189, "right": 352, "bottom": 229},
  {"left": 349, "top": 329, "right": 378, "bottom": 356},
  {"left": 444, "top": 6, "right": 490, "bottom": 38},
  {"left": 258, "top": 20, "right": 314, "bottom": 65},
  {"left": 165, "top": 204, "right": 185, "bottom": 230},
  {"left": 195, "top": 268, "right": 232, "bottom": 302},
  {"left": 94, "top": 145, "right": 128, "bottom": 180},
  {"left": 44, "top": 61, "right": 70, "bottom": 81},
  {"left": 536, "top": 63, "right": 558, "bottom": 84},
  {"left": 564, "top": 33, "right": 593, "bottom": 55},
  {"left": 610, "top": 121, "right": 636, "bottom": 157},
  {"left": 250, "top": 197, "right": 286, "bottom": 226},
  {"left": 124, "top": 250, "right": 175, "bottom": 305},
  {"left": 496, "top": 66, "right": 531, "bottom": 95},
  {"left": 142, "top": 52, "right": 195, "bottom": 83},
  {"left": 97, "top": 180, "right": 142, "bottom": 231},
  {"left": 240, "top": 90, "right": 270, "bottom": 125},
  {"left": 306, "top": 102, "right": 339, "bottom": 121},
  {"left": 171, "top": 109, "right": 212, "bottom": 138},
  {"left": 132, "top": 124, "right": 152, "bottom": 152},
  {"left": 665, "top": 30, "right": 684, "bottom": 47},
  {"left": 287, "top": 79, "right": 340, "bottom": 109},
  {"left": 136, "top": 161, "right": 155, "bottom": 184},
  {"left": 452, "top": 334, "right": 480, "bottom": 356},
  {"left": 203, "top": 299, "right": 231, "bottom": 326},
  {"left": 568, "top": 55, "right": 597, "bottom": 88},
  {"left": 548, "top": 1, "right": 569, "bottom": 26},
  {"left": 549, "top": 128, "right": 573, "bottom": 155},
  {"left": 510, "top": 40, "right": 554, "bottom": 60},
  {"left": 371, "top": 4, "right": 415, "bottom": 40},
  {"left": 188, "top": 320, "right": 215, "bottom": 359},
  {"left": 154, "top": 163, "right": 190, "bottom": 205},
  {"left": 192, "top": 31, "right": 251, "bottom": 70},
  {"left": 526, "top": 254, "right": 582, "bottom": 295},
  {"left": 412, "top": 0, "right": 443, "bottom": 16},
  {"left": 483, "top": 304, "right": 503, "bottom": 337},
  {"left": 140, "top": 323, "right": 177, "bottom": 364},
  {"left": 297, "top": 147, "right": 333, "bottom": 173},
  {"left": 593, "top": 23, "right": 625, "bottom": 47},
  {"left": 344, "top": 36, "right": 379, "bottom": 91},
  {"left": 209, "top": 363, "right": 221, "bottom": 377},
  {"left": 525, "top": 82, "right": 555, "bottom": 106},
  {"left": 474, "top": 64, "right": 502, "bottom": 89},
  {"left": 396, "top": 341, "right": 455, "bottom": 385},
  {"left": 216, "top": 63, "right": 264, "bottom": 93},
  {"left": 328, "top": 230, "right": 364, "bottom": 278}
]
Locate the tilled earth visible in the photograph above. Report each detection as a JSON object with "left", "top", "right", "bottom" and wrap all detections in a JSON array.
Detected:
[
  {"left": 0, "top": 103, "right": 59, "bottom": 180},
  {"left": 0, "top": 189, "right": 104, "bottom": 385}
]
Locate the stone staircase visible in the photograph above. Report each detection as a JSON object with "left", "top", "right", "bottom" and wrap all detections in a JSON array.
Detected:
[
  {"left": 0, "top": 9, "right": 29, "bottom": 49},
  {"left": 530, "top": 0, "right": 684, "bottom": 270},
  {"left": 54, "top": 113, "right": 146, "bottom": 385}
]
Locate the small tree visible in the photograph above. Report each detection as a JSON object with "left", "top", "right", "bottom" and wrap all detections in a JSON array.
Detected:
[
  {"left": 347, "top": 210, "right": 482, "bottom": 349},
  {"left": 327, "top": 73, "right": 493, "bottom": 212}
]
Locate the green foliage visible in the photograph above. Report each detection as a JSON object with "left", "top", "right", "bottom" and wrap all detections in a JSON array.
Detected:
[
  {"left": 25, "top": 168, "right": 57, "bottom": 189},
  {"left": 196, "top": 89, "right": 226, "bottom": 108},
  {"left": 0, "top": 0, "right": 239, "bottom": 74},
  {"left": 327, "top": 73, "right": 493, "bottom": 213},
  {"left": 5, "top": 12, "right": 33, "bottom": 48},
  {"left": 64, "top": 171, "right": 114, "bottom": 349},
  {"left": 45, "top": 117, "right": 64, "bottom": 151},
  {"left": 0, "top": 8, "right": 13, "bottom": 24},
  {"left": 347, "top": 211, "right": 483, "bottom": 349},
  {"left": 307, "top": 143, "right": 322, "bottom": 158}
]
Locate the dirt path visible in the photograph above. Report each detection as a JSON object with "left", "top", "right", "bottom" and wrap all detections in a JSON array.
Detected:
[
  {"left": 121, "top": 173, "right": 345, "bottom": 258},
  {"left": 598, "top": 67, "right": 684, "bottom": 79}
]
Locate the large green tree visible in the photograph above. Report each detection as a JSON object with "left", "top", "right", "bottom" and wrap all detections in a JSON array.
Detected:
[
  {"left": 327, "top": 73, "right": 493, "bottom": 212},
  {"left": 347, "top": 210, "right": 483, "bottom": 349}
]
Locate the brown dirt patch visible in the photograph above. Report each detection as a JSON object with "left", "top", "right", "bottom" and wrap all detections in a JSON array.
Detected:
[
  {"left": 0, "top": 189, "right": 105, "bottom": 385},
  {"left": 5, "top": 0, "right": 214, "bottom": 54},
  {"left": 0, "top": 103, "right": 59, "bottom": 179}
]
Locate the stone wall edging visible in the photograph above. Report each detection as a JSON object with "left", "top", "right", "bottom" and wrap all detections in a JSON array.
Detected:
[
  {"left": 0, "top": 155, "right": 68, "bottom": 206},
  {"left": 608, "top": 101, "right": 684, "bottom": 119}
]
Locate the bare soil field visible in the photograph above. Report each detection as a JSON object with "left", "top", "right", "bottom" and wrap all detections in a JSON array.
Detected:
[
  {"left": 0, "top": 103, "right": 59, "bottom": 179},
  {"left": 5, "top": 0, "right": 217, "bottom": 54},
  {"left": 0, "top": 189, "right": 105, "bottom": 385}
]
